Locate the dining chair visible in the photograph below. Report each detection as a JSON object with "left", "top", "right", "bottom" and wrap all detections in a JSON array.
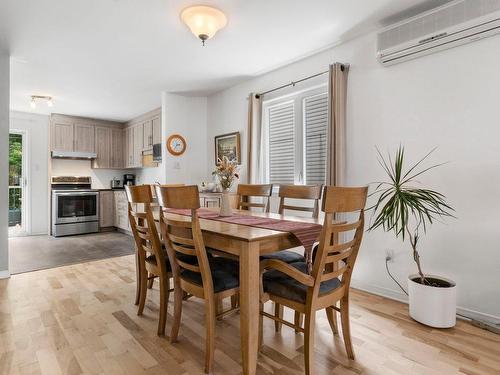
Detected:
[
  {"left": 236, "top": 183, "right": 273, "bottom": 212},
  {"left": 126, "top": 184, "right": 171, "bottom": 336},
  {"left": 155, "top": 185, "right": 240, "bottom": 374},
  {"left": 259, "top": 186, "right": 368, "bottom": 375},
  {"left": 125, "top": 185, "right": 153, "bottom": 306},
  {"left": 261, "top": 184, "right": 323, "bottom": 332}
]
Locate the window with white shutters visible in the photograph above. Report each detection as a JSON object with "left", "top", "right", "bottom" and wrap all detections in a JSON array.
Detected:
[
  {"left": 304, "top": 93, "right": 328, "bottom": 185},
  {"left": 268, "top": 102, "right": 295, "bottom": 185},
  {"left": 263, "top": 86, "right": 328, "bottom": 186}
]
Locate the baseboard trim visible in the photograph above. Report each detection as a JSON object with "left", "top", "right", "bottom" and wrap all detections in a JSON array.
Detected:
[
  {"left": 351, "top": 278, "right": 500, "bottom": 325},
  {"left": 0, "top": 270, "right": 11, "bottom": 279}
]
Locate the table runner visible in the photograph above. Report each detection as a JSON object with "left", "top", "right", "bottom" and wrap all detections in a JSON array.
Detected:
[{"left": 166, "top": 208, "right": 322, "bottom": 273}]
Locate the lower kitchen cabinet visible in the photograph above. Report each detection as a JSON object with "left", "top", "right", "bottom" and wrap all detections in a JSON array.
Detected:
[
  {"left": 99, "top": 191, "right": 115, "bottom": 228},
  {"left": 114, "top": 190, "right": 130, "bottom": 232}
]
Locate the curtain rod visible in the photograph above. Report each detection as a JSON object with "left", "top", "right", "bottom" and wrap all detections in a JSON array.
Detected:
[{"left": 256, "top": 68, "right": 332, "bottom": 98}]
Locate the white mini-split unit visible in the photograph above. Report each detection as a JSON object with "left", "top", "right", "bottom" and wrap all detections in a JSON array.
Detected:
[{"left": 377, "top": 0, "right": 500, "bottom": 65}]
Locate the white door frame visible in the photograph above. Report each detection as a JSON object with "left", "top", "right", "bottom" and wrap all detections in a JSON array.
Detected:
[{"left": 8, "top": 129, "right": 30, "bottom": 236}]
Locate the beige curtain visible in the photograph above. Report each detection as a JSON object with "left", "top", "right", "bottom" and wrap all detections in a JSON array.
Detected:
[
  {"left": 326, "top": 63, "right": 349, "bottom": 186},
  {"left": 246, "top": 93, "right": 263, "bottom": 183}
]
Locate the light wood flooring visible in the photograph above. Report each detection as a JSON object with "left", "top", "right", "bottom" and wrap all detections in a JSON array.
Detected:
[{"left": 0, "top": 255, "right": 499, "bottom": 375}]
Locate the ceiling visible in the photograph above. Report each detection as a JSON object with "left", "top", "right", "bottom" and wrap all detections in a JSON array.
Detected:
[{"left": 0, "top": 0, "right": 450, "bottom": 121}]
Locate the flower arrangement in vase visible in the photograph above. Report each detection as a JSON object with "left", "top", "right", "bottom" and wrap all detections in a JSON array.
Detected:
[{"left": 212, "top": 156, "right": 240, "bottom": 216}]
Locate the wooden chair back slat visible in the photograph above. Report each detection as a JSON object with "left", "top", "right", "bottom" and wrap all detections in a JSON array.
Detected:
[
  {"left": 166, "top": 218, "right": 196, "bottom": 229},
  {"left": 325, "top": 249, "right": 353, "bottom": 264},
  {"left": 278, "top": 184, "right": 323, "bottom": 218},
  {"left": 157, "top": 185, "right": 200, "bottom": 209},
  {"left": 328, "top": 238, "right": 357, "bottom": 254},
  {"left": 309, "top": 186, "right": 368, "bottom": 301},
  {"left": 168, "top": 234, "right": 195, "bottom": 247},
  {"left": 125, "top": 184, "right": 153, "bottom": 204},
  {"left": 155, "top": 185, "right": 216, "bottom": 296},
  {"left": 171, "top": 242, "right": 197, "bottom": 257},
  {"left": 237, "top": 184, "right": 273, "bottom": 212},
  {"left": 320, "top": 266, "right": 348, "bottom": 282},
  {"left": 177, "top": 260, "right": 200, "bottom": 273},
  {"left": 137, "top": 231, "right": 151, "bottom": 242},
  {"left": 322, "top": 186, "right": 368, "bottom": 213}
]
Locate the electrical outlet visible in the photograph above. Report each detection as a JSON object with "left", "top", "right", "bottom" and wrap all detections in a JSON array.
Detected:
[{"left": 385, "top": 249, "right": 394, "bottom": 262}]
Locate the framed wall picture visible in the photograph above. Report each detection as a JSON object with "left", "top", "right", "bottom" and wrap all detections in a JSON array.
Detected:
[{"left": 214, "top": 132, "right": 241, "bottom": 164}]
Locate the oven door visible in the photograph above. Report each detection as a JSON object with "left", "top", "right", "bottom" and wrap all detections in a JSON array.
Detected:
[{"left": 52, "top": 191, "right": 99, "bottom": 224}]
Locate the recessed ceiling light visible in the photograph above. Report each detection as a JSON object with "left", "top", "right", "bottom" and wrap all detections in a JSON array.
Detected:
[{"left": 180, "top": 5, "right": 227, "bottom": 46}]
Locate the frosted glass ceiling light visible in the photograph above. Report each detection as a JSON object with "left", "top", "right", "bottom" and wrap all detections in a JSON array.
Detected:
[{"left": 181, "top": 5, "right": 227, "bottom": 46}]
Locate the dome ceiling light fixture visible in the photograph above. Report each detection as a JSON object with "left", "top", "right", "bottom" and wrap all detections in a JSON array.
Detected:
[
  {"left": 180, "top": 5, "right": 227, "bottom": 46},
  {"left": 30, "top": 95, "right": 53, "bottom": 109}
]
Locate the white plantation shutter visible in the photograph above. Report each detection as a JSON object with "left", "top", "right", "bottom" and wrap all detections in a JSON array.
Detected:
[
  {"left": 304, "top": 93, "right": 328, "bottom": 185},
  {"left": 268, "top": 102, "right": 295, "bottom": 184}
]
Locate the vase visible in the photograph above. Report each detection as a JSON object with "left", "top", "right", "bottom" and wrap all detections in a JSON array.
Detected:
[
  {"left": 219, "top": 189, "right": 232, "bottom": 217},
  {"left": 408, "top": 274, "right": 456, "bottom": 328}
]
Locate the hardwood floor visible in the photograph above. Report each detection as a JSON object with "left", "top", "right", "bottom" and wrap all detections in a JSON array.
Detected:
[{"left": 0, "top": 255, "right": 498, "bottom": 375}]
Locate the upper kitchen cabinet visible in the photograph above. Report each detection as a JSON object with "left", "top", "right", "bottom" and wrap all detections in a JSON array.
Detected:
[
  {"left": 110, "top": 128, "right": 124, "bottom": 168},
  {"left": 51, "top": 117, "right": 95, "bottom": 153},
  {"left": 143, "top": 119, "right": 153, "bottom": 149},
  {"left": 92, "top": 126, "right": 112, "bottom": 168},
  {"left": 92, "top": 126, "right": 125, "bottom": 169},
  {"left": 74, "top": 123, "right": 95, "bottom": 153},
  {"left": 124, "top": 107, "right": 161, "bottom": 167},
  {"left": 152, "top": 115, "right": 161, "bottom": 145},
  {"left": 51, "top": 121, "right": 74, "bottom": 152}
]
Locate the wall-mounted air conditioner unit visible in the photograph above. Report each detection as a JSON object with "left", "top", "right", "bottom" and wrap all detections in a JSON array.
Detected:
[{"left": 377, "top": 0, "right": 500, "bottom": 66}]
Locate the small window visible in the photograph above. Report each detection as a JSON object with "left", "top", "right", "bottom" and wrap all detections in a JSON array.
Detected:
[{"left": 264, "top": 87, "right": 328, "bottom": 186}]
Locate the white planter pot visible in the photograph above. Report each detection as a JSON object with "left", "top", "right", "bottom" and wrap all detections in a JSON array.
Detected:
[{"left": 408, "top": 274, "right": 456, "bottom": 328}]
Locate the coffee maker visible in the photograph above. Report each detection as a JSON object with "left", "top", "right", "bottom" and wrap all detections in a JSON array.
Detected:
[{"left": 123, "top": 173, "right": 136, "bottom": 186}]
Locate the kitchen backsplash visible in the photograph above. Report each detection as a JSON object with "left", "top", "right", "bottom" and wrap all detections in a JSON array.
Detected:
[{"left": 51, "top": 159, "right": 134, "bottom": 189}]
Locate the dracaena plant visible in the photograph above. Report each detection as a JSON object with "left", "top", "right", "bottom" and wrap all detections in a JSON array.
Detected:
[{"left": 368, "top": 146, "right": 454, "bottom": 285}]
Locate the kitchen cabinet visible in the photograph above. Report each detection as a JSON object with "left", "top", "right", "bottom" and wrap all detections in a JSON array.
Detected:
[
  {"left": 143, "top": 119, "right": 153, "bottom": 149},
  {"left": 93, "top": 126, "right": 111, "bottom": 168},
  {"left": 133, "top": 124, "right": 143, "bottom": 167},
  {"left": 125, "top": 127, "right": 132, "bottom": 168},
  {"left": 111, "top": 128, "right": 124, "bottom": 168},
  {"left": 152, "top": 115, "right": 161, "bottom": 145},
  {"left": 99, "top": 191, "right": 115, "bottom": 228},
  {"left": 51, "top": 121, "right": 95, "bottom": 153},
  {"left": 51, "top": 121, "right": 74, "bottom": 152},
  {"left": 74, "top": 123, "right": 95, "bottom": 153},
  {"left": 114, "top": 190, "right": 130, "bottom": 232},
  {"left": 124, "top": 124, "right": 142, "bottom": 168}
]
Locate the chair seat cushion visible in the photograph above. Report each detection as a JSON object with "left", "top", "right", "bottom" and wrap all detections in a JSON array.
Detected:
[
  {"left": 260, "top": 250, "right": 305, "bottom": 263},
  {"left": 263, "top": 262, "right": 341, "bottom": 304},
  {"left": 180, "top": 257, "right": 239, "bottom": 293}
]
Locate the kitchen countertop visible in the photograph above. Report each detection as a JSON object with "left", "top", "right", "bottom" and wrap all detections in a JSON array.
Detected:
[{"left": 96, "top": 188, "right": 125, "bottom": 191}]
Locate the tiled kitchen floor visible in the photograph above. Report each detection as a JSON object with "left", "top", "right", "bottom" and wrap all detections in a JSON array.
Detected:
[{"left": 8, "top": 231, "right": 134, "bottom": 274}]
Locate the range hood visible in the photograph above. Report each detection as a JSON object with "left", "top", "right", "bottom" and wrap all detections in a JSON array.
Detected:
[{"left": 51, "top": 151, "right": 97, "bottom": 160}]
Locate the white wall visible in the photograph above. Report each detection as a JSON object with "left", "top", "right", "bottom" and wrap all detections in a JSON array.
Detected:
[
  {"left": 162, "top": 93, "right": 208, "bottom": 185},
  {"left": 0, "top": 51, "right": 9, "bottom": 276},
  {"left": 206, "top": 32, "right": 500, "bottom": 322},
  {"left": 9, "top": 111, "right": 49, "bottom": 234},
  {"left": 51, "top": 159, "right": 127, "bottom": 189}
]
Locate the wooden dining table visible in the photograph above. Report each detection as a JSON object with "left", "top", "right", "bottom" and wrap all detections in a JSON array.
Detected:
[{"left": 153, "top": 207, "right": 322, "bottom": 375}]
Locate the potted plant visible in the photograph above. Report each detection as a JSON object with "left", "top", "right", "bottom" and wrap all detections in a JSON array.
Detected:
[
  {"left": 212, "top": 156, "right": 239, "bottom": 216},
  {"left": 369, "top": 146, "right": 456, "bottom": 328}
]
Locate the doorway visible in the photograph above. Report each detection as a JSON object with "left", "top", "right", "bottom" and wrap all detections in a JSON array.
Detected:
[{"left": 8, "top": 131, "right": 26, "bottom": 236}]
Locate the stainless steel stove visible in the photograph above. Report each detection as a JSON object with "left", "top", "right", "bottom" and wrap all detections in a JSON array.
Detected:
[{"left": 51, "top": 176, "right": 100, "bottom": 237}]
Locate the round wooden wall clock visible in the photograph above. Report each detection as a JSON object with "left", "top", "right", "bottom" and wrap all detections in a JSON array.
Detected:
[{"left": 166, "top": 134, "right": 187, "bottom": 156}]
